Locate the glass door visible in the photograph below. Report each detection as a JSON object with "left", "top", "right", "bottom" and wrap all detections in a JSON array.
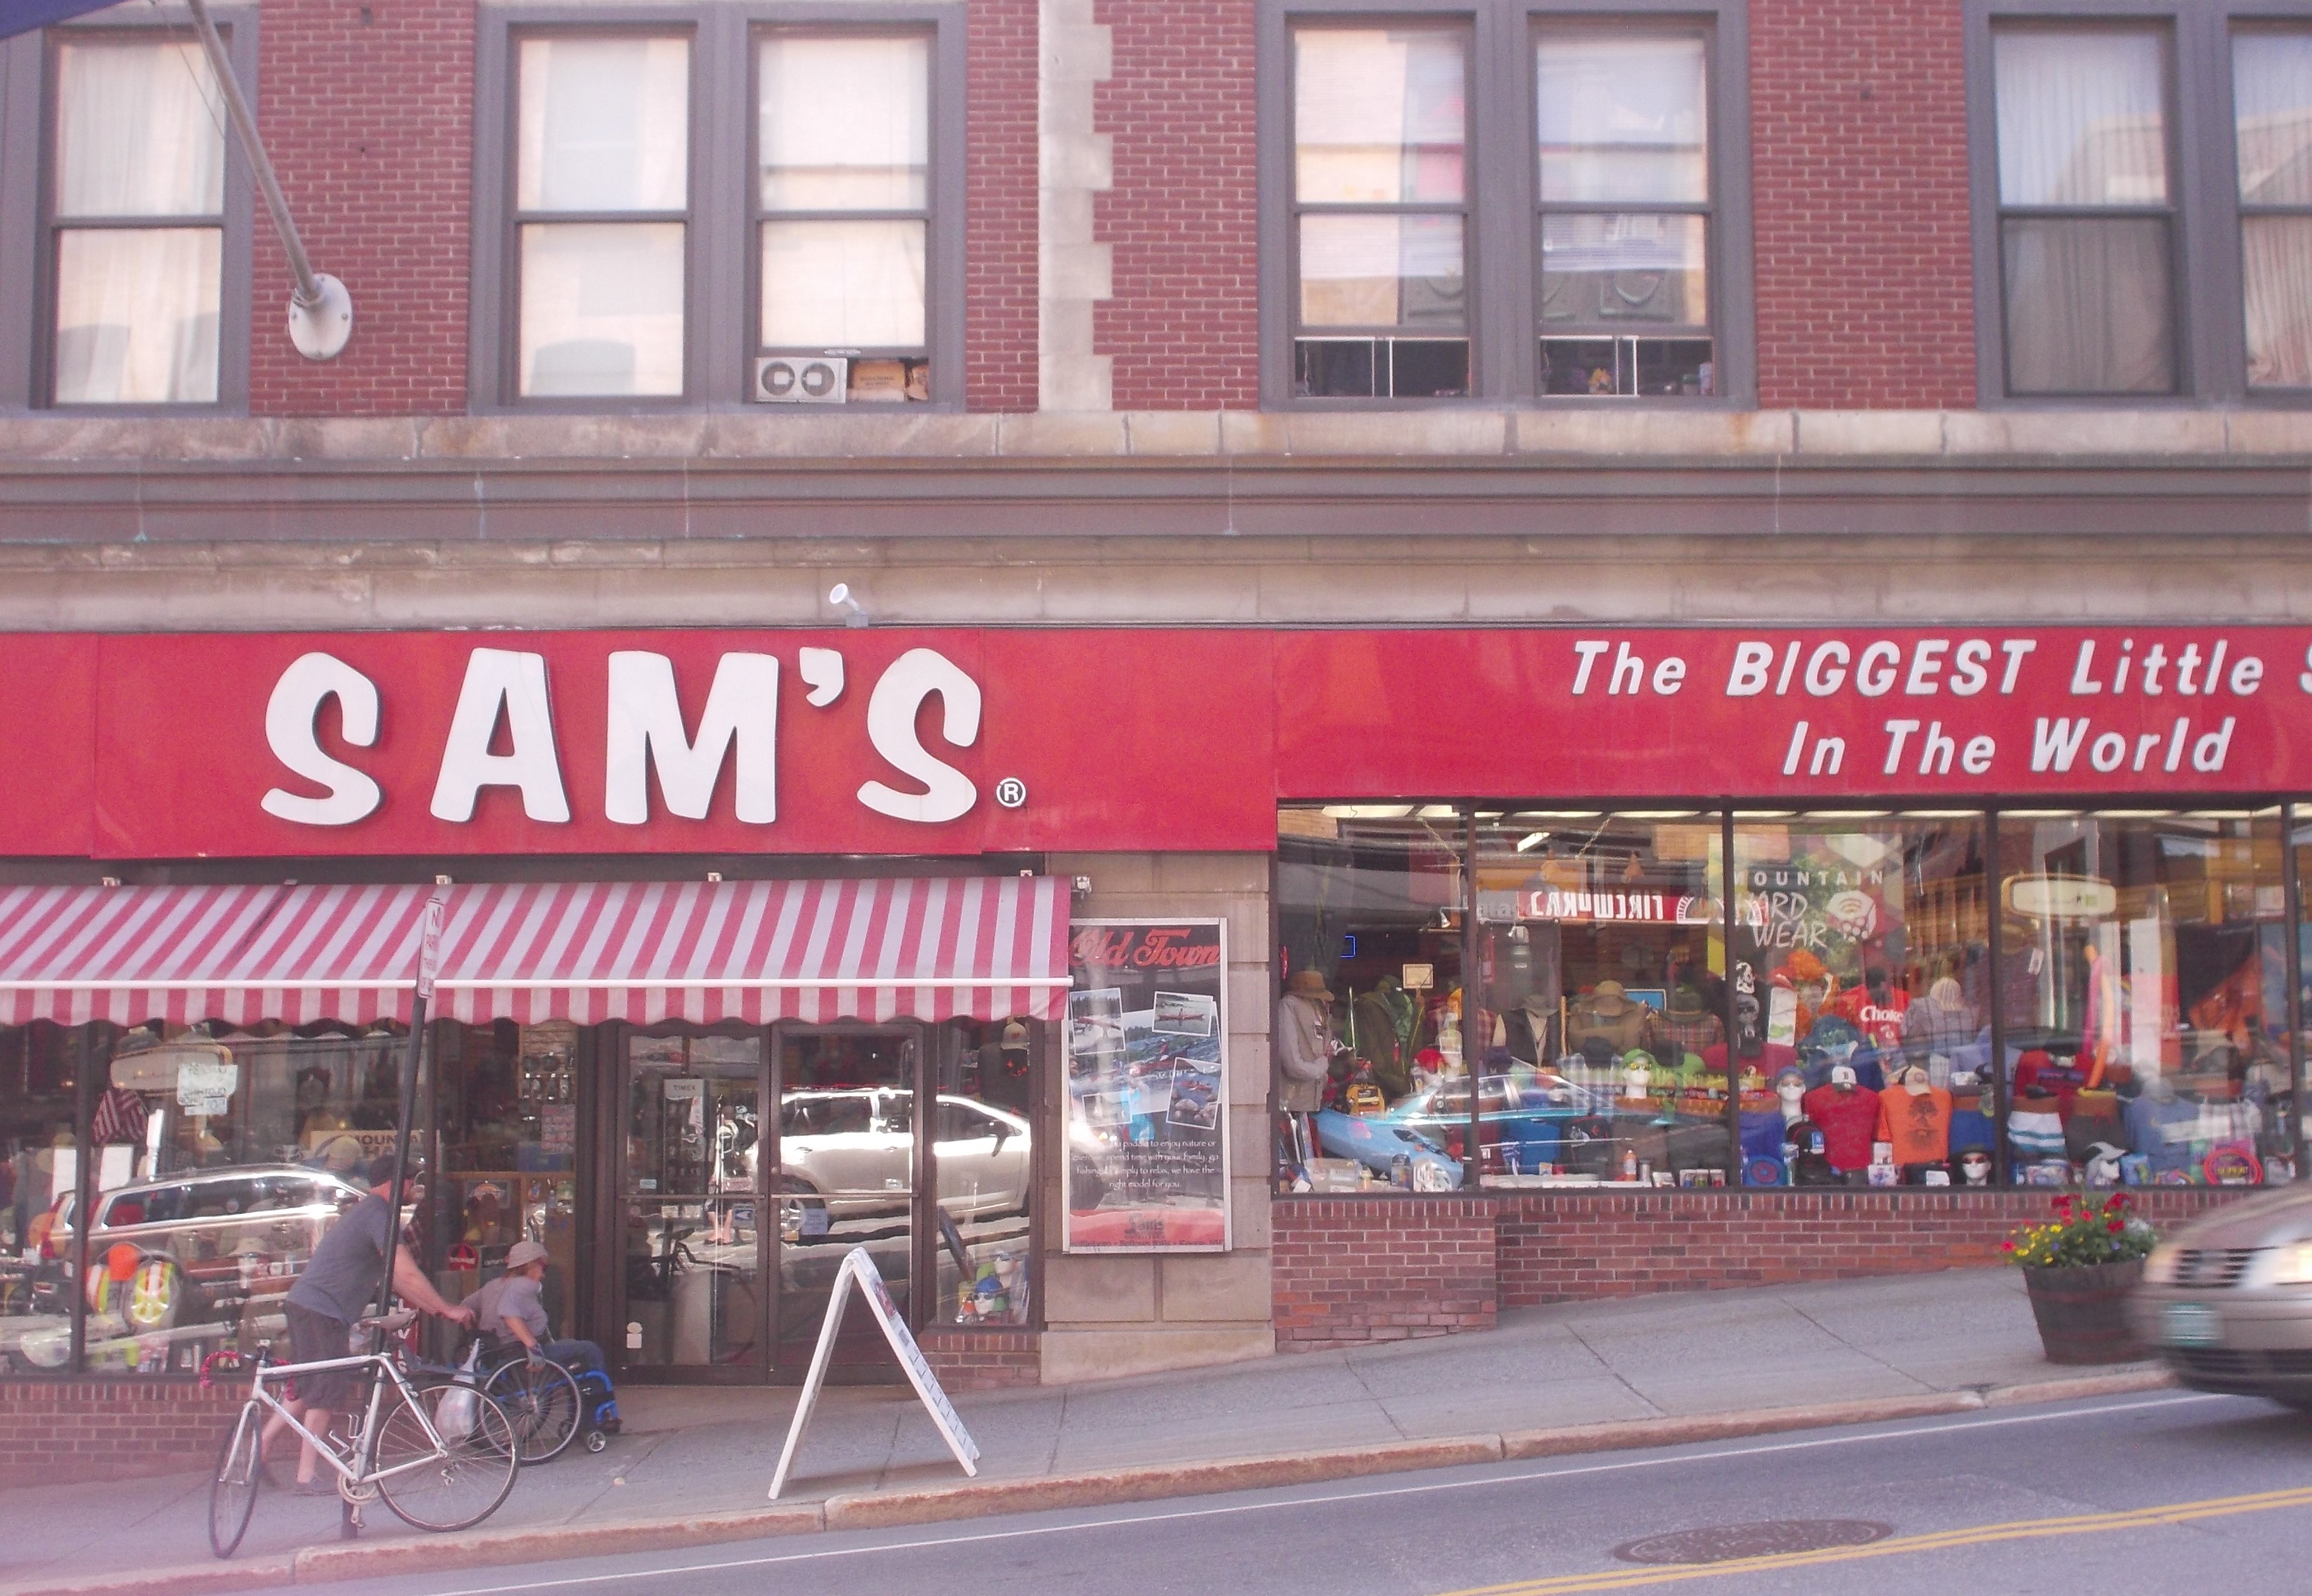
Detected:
[
  {"left": 617, "top": 1033, "right": 766, "bottom": 1380},
  {"left": 772, "top": 1028, "right": 917, "bottom": 1373}
]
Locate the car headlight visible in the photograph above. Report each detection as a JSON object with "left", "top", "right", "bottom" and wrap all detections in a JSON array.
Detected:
[
  {"left": 2264, "top": 1242, "right": 2312, "bottom": 1287},
  {"left": 2143, "top": 1242, "right": 2181, "bottom": 1285}
]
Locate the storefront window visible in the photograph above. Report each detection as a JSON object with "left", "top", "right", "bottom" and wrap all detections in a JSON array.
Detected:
[
  {"left": 437, "top": 1022, "right": 579, "bottom": 1329},
  {"left": 1277, "top": 808, "right": 1470, "bottom": 1190},
  {"left": 1997, "top": 811, "right": 2294, "bottom": 1188},
  {"left": 1733, "top": 814, "right": 1990, "bottom": 1188},
  {"left": 0, "top": 1026, "right": 82, "bottom": 1375},
  {"left": 931, "top": 1019, "right": 1034, "bottom": 1326},
  {"left": 70, "top": 1024, "right": 421, "bottom": 1377},
  {"left": 1473, "top": 812, "right": 1726, "bottom": 1189}
]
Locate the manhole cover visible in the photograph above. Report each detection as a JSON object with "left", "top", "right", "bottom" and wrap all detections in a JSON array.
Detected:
[{"left": 1612, "top": 1519, "right": 1892, "bottom": 1566}]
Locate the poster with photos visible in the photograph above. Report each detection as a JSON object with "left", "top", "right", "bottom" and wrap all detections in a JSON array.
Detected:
[{"left": 1063, "top": 920, "right": 1230, "bottom": 1253}]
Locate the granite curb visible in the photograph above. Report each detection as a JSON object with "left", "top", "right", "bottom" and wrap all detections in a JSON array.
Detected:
[{"left": 0, "top": 1366, "right": 2176, "bottom": 1596}]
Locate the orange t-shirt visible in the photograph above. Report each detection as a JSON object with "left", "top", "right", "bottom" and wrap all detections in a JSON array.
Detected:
[{"left": 1876, "top": 1085, "right": 1953, "bottom": 1166}]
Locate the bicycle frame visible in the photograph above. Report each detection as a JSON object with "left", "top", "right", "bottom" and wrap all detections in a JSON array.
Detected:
[{"left": 238, "top": 1350, "right": 458, "bottom": 1490}]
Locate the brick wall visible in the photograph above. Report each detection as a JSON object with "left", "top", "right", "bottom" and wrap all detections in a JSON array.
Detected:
[
  {"left": 250, "top": 0, "right": 474, "bottom": 416},
  {"left": 1273, "top": 1198, "right": 1497, "bottom": 1351},
  {"left": 1092, "top": 0, "right": 1259, "bottom": 411},
  {"left": 0, "top": 1380, "right": 244, "bottom": 1488},
  {"left": 1274, "top": 1191, "right": 2252, "bottom": 1346},
  {"left": 920, "top": 1328, "right": 1042, "bottom": 1390},
  {"left": 1749, "top": 0, "right": 1976, "bottom": 409},
  {"left": 1498, "top": 1189, "right": 2249, "bottom": 1306},
  {"left": 968, "top": 0, "right": 1039, "bottom": 412}
]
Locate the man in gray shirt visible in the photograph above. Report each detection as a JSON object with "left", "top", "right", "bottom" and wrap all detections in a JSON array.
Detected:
[
  {"left": 465, "top": 1238, "right": 605, "bottom": 1376},
  {"left": 264, "top": 1156, "right": 474, "bottom": 1493}
]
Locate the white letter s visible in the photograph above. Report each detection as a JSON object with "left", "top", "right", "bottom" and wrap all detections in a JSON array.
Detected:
[
  {"left": 857, "top": 648, "right": 980, "bottom": 824},
  {"left": 262, "top": 653, "right": 383, "bottom": 827}
]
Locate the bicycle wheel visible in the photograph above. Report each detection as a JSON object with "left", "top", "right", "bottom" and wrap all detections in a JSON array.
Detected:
[
  {"left": 208, "top": 1402, "right": 261, "bottom": 1559},
  {"left": 371, "top": 1381, "right": 519, "bottom": 1533},
  {"left": 485, "top": 1357, "right": 582, "bottom": 1464}
]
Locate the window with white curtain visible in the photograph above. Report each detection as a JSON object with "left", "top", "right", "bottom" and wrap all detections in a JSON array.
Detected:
[
  {"left": 513, "top": 34, "right": 691, "bottom": 399},
  {"left": 48, "top": 36, "right": 224, "bottom": 405},
  {"left": 1536, "top": 28, "right": 1715, "bottom": 398},
  {"left": 755, "top": 30, "right": 932, "bottom": 400},
  {"left": 2235, "top": 28, "right": 2312, "bottom": 390},
  {"left": 1289, "top": 23, "right": 1472, "bottom": 399},
  {"left": 1991, "top": 25, "right": 2178, "bottom": 397}
]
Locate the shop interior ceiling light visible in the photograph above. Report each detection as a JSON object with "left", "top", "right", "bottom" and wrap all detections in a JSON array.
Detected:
[
  {"left": 1320, "top": 805, "right": 1415, "bottom": 820},
  {"left": 1515, "top": 831, "right": 1549, "bottom": 852}
]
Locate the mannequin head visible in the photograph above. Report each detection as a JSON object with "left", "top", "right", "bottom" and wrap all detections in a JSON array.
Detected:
[
  {"left": 1958, "top": 1149, "right": 1993, "bottom": 1186},
  {"left": 1775, "top": 1066, "right": 1806, "bottom": 1120}
]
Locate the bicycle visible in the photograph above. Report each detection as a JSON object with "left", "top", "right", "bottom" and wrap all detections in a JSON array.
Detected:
[{"left": 207, "top": 1310, "right": 521, "bottom": 1559}]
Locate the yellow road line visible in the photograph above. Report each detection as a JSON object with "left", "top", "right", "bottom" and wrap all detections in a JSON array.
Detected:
[{"left": 1435, "top": 1484, "right": 2312, "bottom": 1596}]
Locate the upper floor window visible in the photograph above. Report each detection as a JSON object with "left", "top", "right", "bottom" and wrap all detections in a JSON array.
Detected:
[
  {"left": 482, "top": 6, "right": 958, "bottom": 411},
  {"left": 1969, "top": 4, "right": 2312, "bottom": 406},
  {"left": 514, "top": 34, "right": 691, "bottom": 399},
  {"left": 2235, "top": 27, "right": 2312, "bottom": 391},
  {"left": 1989, "top": 25, "right": 2177, "bottom": 396},
  {"left": 1536, "top": 29, "right": 1714, "bottom": 397},
  {"left": 756, "top": 32, "right": 932, "bottom": 400},
  {"left": 47, "top": 35, "right": 224, "bottom": 405},
  {"left": 1266, "top": 1, "right": 1748, "bottom": 407},
  {"left": 1290, "top": 24, "right": 1471, "bottom": 400}
]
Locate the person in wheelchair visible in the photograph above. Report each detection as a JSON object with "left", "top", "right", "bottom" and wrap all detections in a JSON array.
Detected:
[{"left": 461, "top": 1239, "right": 605, "bottom": 1378}]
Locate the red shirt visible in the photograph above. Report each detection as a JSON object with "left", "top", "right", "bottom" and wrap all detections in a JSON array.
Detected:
[{"left": 1801, "top": 1083, "right": 1882, "bottom": 1171}]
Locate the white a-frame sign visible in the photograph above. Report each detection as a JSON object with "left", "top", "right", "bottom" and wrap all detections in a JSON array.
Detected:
[{"left": 769, "top": 1244, "right": 981, "bottom": 1500}]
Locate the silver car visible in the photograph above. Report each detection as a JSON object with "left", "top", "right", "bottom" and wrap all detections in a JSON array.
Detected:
[{"left": 2131, "top": 1187, "right": 2312, "bottom": 1409}]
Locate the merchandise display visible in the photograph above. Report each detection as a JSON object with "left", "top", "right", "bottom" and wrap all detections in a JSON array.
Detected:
[{"left": 1275, "top": 805, "right": 2304, "bottom": 1194}]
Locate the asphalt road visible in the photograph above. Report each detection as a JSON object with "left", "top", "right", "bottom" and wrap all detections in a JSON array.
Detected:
[{"left": 241, "top": 1389, "right": 2312, "bottom": 1596}]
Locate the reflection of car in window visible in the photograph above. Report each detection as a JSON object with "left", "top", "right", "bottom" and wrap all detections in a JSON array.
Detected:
[
  {"left": 25, "top": 1165, "right": 368, "bottom": 1372},
  {"left": 773, "top": 1090, "right": 1029, "bottom": 1220}
]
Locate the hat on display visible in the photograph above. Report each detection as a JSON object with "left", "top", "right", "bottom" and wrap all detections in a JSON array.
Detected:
[
  {"left": 1669, "top": 984, "right": 1707, "bottom": 1014},
  {"left": 1000, "top": 1020, "right": 1031, "bottom": 1052},
  {"left": 504, "top": 1239, "right": 549, "bottom": 1271},
  {"left": 1829, "top": 1063, "right": 1859, "bottom": 1088},
  {"left": 1286, "top": 969, "right": 1335, "bottom": 1002},
  {"left": 1773, "top": 1066, "right": 1806, "bottom": 1089},
  {"left": 1590, "top": 980, "right": 1631, "bottom": 1016}
]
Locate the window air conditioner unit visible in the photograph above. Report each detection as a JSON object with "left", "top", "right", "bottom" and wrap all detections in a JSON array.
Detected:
[{"left": 754, "top": 355, "right": 847, "bottom": 404}]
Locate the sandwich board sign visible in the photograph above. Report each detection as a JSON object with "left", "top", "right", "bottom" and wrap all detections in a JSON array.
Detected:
[{"left": 768, "top": 1245, "right": 980, "bottom": 1500}]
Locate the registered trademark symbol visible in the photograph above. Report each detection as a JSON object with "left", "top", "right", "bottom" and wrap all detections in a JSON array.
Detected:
[{"left": 993, "top": 776, "right": 1027, "bottom": 809}]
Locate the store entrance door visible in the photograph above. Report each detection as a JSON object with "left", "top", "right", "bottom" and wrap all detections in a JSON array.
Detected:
[
  {"left": 615, "top": 1033, "right": 767, "bottom": 1381},
  {"left": 771, "top": 1026, "right": 918, "bottom": 1376}
]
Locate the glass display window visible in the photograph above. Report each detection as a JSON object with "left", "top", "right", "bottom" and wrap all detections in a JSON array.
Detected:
[
  {"left": 1996, "top": 811, "right": 2293, "bottom": 1189},
  {"left": 438, "top": 1021, "right": 581, "bottom": 1324},
  {"left": 1472, "top": 811, "right": 1725, "bottom": 1190},
  {"left": 1733, "top": 814, "right": 1991, "bottom": 1189},
  {"left": 67, "top": 1023, "right": 421, "bottom": 1378},
  {"left": 0, "top": 1025, "right": 84, "bottom": 1375},
  {"left": 1278, "top": 807, "right": 1472, "bottom": 1191},
  {"left": 930, "top": 1018, "right": 1035, "bottom": 1327}
]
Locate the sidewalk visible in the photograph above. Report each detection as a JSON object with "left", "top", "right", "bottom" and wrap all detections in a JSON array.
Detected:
[{"left": 0, "top": 1267, "right": 2171, "bottom": 1596}]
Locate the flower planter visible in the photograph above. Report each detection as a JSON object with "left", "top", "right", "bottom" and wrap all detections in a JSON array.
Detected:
[{"left": 2022, "top": 1259, "right": 2145, "bottom": 1365}]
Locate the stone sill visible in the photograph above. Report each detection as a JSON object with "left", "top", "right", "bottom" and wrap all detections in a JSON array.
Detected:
[{"left": 4, "top": 407, "right": 2312, "bottom": 467}]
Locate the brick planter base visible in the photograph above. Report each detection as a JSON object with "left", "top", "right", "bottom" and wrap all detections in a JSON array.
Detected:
[
  {"left": 920, "top": 1328, "right": 1041, "bottom": 1389},
  {"left": 1275, "top": 1188, "right": 2251, "bottom": 1350},
  {"left": 0, "top": 1379, "right": 247, "bottom": 1488}
]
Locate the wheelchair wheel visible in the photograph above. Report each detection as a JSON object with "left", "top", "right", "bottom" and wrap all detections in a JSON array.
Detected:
[{"left": 484, "top": 1356, "right": 582, "bottom": 1464}]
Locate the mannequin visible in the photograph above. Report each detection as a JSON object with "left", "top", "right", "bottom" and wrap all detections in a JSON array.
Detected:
[
  {"left": 1957, "top": 1149, "right": 1994, "bottom": 1186},
  {"left": 1621, "top": 1050, "right": 1655, "bottom": 1102},
  {"left": 1775, "top": 1066, "right": 1807, "bottom": 1127}
]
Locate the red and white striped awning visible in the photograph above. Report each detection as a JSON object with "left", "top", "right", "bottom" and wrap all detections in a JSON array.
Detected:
[
  {"left": 0, "top": 876, "right": 1070, "bottom": 1028},
  {"left": 0, "top": 882, "right": 434, "bottom": 1028},
  {"left": 432, "top": 877, "right": 1069, "bottom": 1025}
]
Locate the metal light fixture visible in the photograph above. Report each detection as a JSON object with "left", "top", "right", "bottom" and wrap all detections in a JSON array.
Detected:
[{"left": 828, "top": 583, "right": 870, "bottom": 628}]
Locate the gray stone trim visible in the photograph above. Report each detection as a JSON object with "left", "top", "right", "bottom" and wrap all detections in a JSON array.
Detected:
[
  {"left": 0, "top": 530, "right": 2306, "bottom": 630},
  {"left": 8, "top": 406, "right": 2312, "bottom": 462}
]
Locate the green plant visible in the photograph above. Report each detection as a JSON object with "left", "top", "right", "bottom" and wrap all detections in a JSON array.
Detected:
[{"left": 2004, "top": 1192, "right": 2158, "bottom": 1268}]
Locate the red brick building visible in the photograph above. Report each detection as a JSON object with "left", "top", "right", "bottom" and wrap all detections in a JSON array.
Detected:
[{"left": 0, "top": 0, "right": 2306, "bottom": 1479}]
